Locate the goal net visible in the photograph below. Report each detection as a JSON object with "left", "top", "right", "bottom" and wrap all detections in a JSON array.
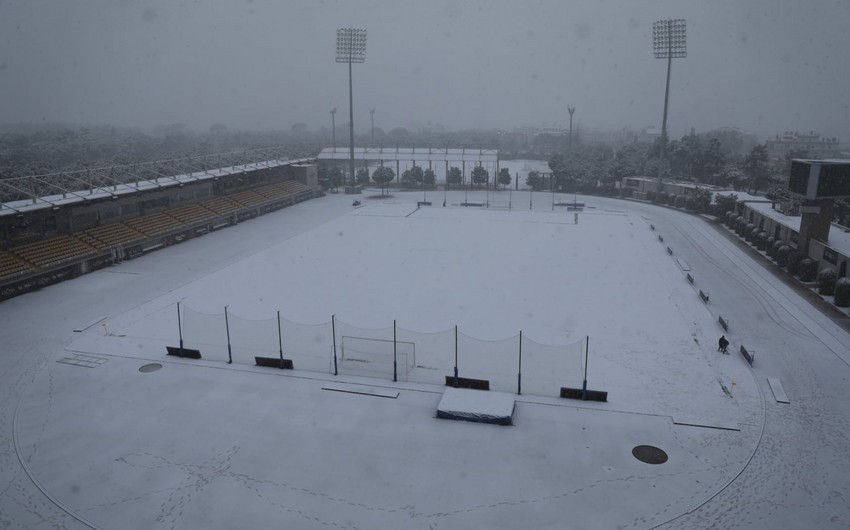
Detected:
[{"left": 339, "top": 336, "right": 416, "bottom": 381}]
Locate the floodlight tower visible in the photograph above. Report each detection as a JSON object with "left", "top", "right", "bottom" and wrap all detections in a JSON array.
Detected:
[
  {"left": 652, "top": 18, "right": 686, "bottom": 193},
  {"left": 336, "top": 28, "right": 367, "bottom": 187},
  {"left": 370, "top": 109, "right": 375, "bottom": 146},
  {"left": 567, "top": 106, "right": 576, "bottom": 149}
]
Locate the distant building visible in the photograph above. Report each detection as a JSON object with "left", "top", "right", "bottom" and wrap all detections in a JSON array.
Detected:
[
  {"left": 728, "top": 197, "right": 850, "bottom": 279},
  {"left": 619, "top": 176, "right": 727, "bottom": 200},
  {"left": 580, "top": 128, "right": 641, "bottom": 147},
  {"left": 766, "top": 131, "right": 839, "bottom": 159},
  {"left": 639, "top": 127, "right": 662, "bottom": 144},
  {"left": 496, "top": 127, "right": 570, "bottom": 155}
]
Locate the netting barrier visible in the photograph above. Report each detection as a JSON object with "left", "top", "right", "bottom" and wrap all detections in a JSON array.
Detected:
[
  {"left": 334, "top": 319, "right": 402, "bottom": 381},
  {"left": 178, "top": 305, "right": 586, "bottom": 397},
  {"left": 280, "top": 317, "right": 334, "bottom": 373},
  {"left": 457, "top": 331, "right": 520, "bottom": 393},
  {"left": 457, "top": 188, "right": 488, "bottom": 207},
  {"left": 520, "top": 335, "right": 586, "bottom": 396},
  {"left": 227, "top": 312, "right": 279, "bottom": 365},
  {"left": 182, "top": 306, "right": 229, "bottom": 362},
  {"left": 397, "top": 327, "right": 456, "bottom": 386}
]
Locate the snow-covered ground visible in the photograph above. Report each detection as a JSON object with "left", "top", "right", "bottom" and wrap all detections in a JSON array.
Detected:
[{"left": 1, "top": 189, "right": 849, "bottom": 529}]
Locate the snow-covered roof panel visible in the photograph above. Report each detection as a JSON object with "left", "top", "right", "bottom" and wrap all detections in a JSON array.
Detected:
[
  {"left": 0, "top": 158, "right": 313, "bottom": 216},
  {"left": 317, "top": 147, "right": 498, "bottom": 163}
]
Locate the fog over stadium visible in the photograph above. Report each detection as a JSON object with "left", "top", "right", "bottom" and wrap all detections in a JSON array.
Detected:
[{"left": 1, "top": 0, "right": 849, "bottom": 140}]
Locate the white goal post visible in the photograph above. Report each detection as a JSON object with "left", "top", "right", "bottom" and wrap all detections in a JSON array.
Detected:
[{"left": 339, "top": 336, "right": 416, "bottom": 381}]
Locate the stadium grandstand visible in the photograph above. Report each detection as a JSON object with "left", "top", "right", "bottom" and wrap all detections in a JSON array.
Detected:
[{"left": 0, "top": 149, "right": 319, "bottom": 301}]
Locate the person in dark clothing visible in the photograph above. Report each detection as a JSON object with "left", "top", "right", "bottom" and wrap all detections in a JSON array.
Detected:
[{"left": 718, "top": 335, "right": 729, "bottom": 354}]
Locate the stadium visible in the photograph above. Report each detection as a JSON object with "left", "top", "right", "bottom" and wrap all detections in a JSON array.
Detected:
[{"left": 2, "top": 154, "right": 849, "bottom": 528}]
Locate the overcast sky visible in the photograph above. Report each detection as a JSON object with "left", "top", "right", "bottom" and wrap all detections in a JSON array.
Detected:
[{"left": 1, "top": 0, "right": 848, "bottom": 141}]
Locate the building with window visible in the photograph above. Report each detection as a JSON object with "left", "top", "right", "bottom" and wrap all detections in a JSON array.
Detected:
[{"left": 766, "top": 131, "right": 839, "bottom": 159}]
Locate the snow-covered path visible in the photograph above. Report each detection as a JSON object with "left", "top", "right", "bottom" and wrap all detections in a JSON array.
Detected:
[
  {"left": 621, "top": 199, "right": 850, "bottom": 528},
  {"left": 1, "top": 191, "right": 848, "bottom": 529}
]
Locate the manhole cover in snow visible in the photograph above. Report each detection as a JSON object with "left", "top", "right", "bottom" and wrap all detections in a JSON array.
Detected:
[
  {"left": 139, "top": 363, "right": 162, "bottom": 373},
  {"left": 632, "top": 445, "right": 668, "bottom": 464}
]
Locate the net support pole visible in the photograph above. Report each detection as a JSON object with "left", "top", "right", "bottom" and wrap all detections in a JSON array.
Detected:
[
  {"left": 224, "top": 305, "right": 233, "bottom": 364},
  {"left": 331, "top": 314, "right": 338, "bottom": 375},
  {"left": 277, "top": 310, "right": 284, "bottom": 369},
  {"left": 552, "top": 180, "right": 555, "bottom": 211},
  {"left": 393, "top": 320, "right": 398, "bottom": 382},
  {"left": 517, "top": 330, "right": 522, "bottom": 395},
  {"left": 453, "top": 325, "right": 459, "bottom": 386},
  {"left": 177, "top": 302, "right": 184, "bottom": 354},
  {"left": 581, "top": 335, "right": 589, "bottom": 400}
]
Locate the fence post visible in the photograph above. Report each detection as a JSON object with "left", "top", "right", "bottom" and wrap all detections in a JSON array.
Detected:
[
  {"left": 581, "top": 336, "right": 589, "bottom": 401},
  {"left": 177, "top": 302, "right": 184, "bottom": 354},
  {"left": 277, "top": 310, "right": 284, "bottom": 369},
  {"left": 517, "top": 330, "right": 522, "bottom": 395},
  {"left": 393, "top": 320, "right": 398, "bottom": 382},
  {"left": 454, "top": 325, "right": 459, "bottom": 386},
  {"left": 332, "top": 314, "right": 338, "bottom": 375},
  {"left": 224, "top": 305, "right": 232, "bottom": 364}
]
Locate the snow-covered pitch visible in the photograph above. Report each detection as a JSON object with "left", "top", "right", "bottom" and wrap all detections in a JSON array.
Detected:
[{"left": 4, "top": 189, "right": 802, "bottom": 529}]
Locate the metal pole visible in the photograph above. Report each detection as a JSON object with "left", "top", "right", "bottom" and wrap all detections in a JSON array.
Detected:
[
  {"left": 277, "top": 310, "right": 284, "bottom": 369},
  {"left": 348, "top": 56, "right": 356, "bottom": 187},
  {"left": 393, "top": 320, "right": 398, "bottom": 382},
  {"left": 177, "top": 301, "right": 184, "bottom": 352},
  {"left": 517, "top": 330, "right": 522, "bottom": 395},
  {"left": 331, "top": 109, "right": 336, "bottom": 150},
  {"left": 454, "top": 325, "right": 459, "bottom": 386},
  {"left": 332, "top": 314, "right": 338, "bottom": 375},
  {"left": 657, "top": 49, "right": 673, "bottom": 194},
  {"left": 224, "top": 306, "right": 232, "bottom": 364},
  {"left": 581, "top": 335, "right": 589, "bottom": 400},
  {"left": 423, "top": 164, "right": 426, "bottom": 203}
]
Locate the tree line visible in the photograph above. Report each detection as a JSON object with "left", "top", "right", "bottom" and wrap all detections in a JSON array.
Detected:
[{"left": 542, "top": 132, "right": 848, "bottom": 224}]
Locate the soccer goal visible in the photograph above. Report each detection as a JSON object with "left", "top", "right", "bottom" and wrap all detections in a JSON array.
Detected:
[{"left": 339, "top": 336, "right": 416, "bottom": 381}]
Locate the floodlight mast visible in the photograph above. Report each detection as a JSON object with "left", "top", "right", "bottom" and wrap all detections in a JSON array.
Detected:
[
  {"left": 336, "top": 28, "right": 367, "bottom": 188},
  {"left": 652, "top": 18, "right": 686, "bottom": 194}
]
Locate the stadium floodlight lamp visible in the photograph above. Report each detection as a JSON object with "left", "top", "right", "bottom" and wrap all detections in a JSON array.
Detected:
[
  {"left": 652, "top": 18, "right": 687, "bottom": 193},
  {"left": 653, "top": 19, "right": 687, "bottom": 58},
  {"left": 336, "top": 28, "right": 367, "bottom": 64}
]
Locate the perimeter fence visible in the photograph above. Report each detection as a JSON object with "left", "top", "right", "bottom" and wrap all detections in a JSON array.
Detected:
[{"left": 179, "top": 304, "right": 586, "bottom": 398}]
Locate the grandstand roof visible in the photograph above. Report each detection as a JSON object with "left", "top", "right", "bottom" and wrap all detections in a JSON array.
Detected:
[
  {"left": 0, "top": 157, "right": 315, "bottom": 217},
  {"left": 317, "top": 147, "right": 499, "bottom": 164}
]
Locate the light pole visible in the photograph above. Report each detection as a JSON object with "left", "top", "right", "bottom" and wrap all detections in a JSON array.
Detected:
[
  {"left": 370, "top": 109, "right": 375, "bottom": 146},
  {"left": 567, "top": 105, "right": 575, "bottom": 149},
  {"left": 330, "top": 108, "right": 337, "bottom": 150},
  {"left": 336, "top": 28, "right": 367, "bottom": 188},
  {"left": 652, "top": 18, "right": 687, "bottom": 194}
]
